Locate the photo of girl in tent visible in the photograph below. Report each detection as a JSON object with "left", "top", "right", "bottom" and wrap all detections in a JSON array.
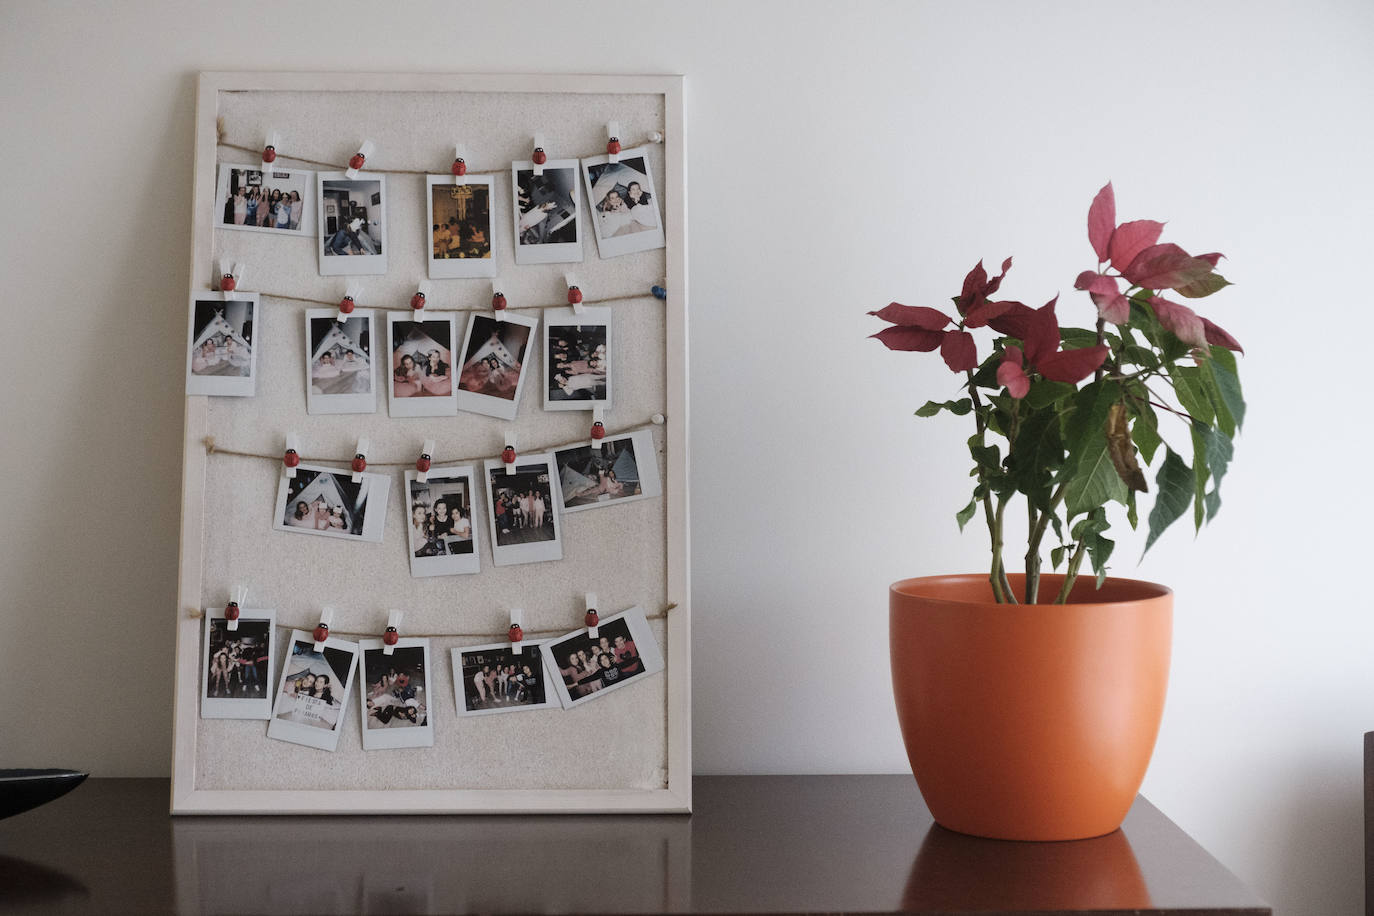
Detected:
[
  {"left": 391, "top": 319, "right": 453, "bottom": 398},
  {"left": 273, "top": 638, "right": 356, "bottom": 731},
  {"left": 582, "top": 153, "right": 665, "bottom": 258},
  {"left": 458, "top": 315, "right": 531, "bottom": 400},
  {"left": 309, "top": 314, "right": 372, "bottom": 396},
  {"left": 189, "top": 299, "right": 253, "bottom": 378},
  {"left": 280, "top": 468, "right": 372, "bottom": 538},
  {"left": 555, "top": 438, "right": 645, "bottom": 509}
]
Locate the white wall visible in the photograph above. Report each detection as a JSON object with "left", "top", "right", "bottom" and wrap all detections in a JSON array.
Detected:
[{"left": 1, "top": 2, "right": 1369, "bottom": 912}]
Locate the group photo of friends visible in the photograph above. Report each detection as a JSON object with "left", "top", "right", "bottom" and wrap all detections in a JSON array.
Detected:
[
  {"left": 363, "top": 645, "right": 428, "bottom": 729},
  {"left": 217, "top": 164, "right": 312, "bottom": 234},
  {"left": 272, "top": 640, "right": 354, "bottom": 732},
  {"left": 205, "top": 619, "right": 270, "bottom": 699},
  {"left": 391, "top": 319, "right": 453, "bottom": 398},
  {"left": 458, "top": 645, "right": 550, "bottom": 713},
  {"left": 457, "top": 314, "right": 532, "bottom": 401},
  {"left": 585, "top": 158, "right": 659, "bottom": 237},
  {"left": 279, "top": 468, "right": 370, "bottom": 538},
  {"left": 489, "top": 468, "right": 556, "bottom": 546},
  {"left": 547, "top": 321, "right": 608, "bottom": 403},
  {"left": 408, "top": 478, "right": 474, "bottom": 558},
  {"left": 550, "top": 618, "right": 646, "bottom": 701},
  {"left": 430, "top": 181, "right": 492, "bottom": 260}
]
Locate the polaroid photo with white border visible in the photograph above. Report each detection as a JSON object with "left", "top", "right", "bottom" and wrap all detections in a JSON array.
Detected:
[
  {"left": 453, "top": 641, "right": 559, "bottom": 717},
  {"left": 405, "top": 467, "right": 480, "bottom": 577},
  {"left": 215, "top": 163, "right": 316, "bottom": 236},
  {"left": 553, "top": 428, "right": 661, "bottom": 513},
  {"left": 484, "top": 454, "right": 563, "bottom": 566},
  {"left": 543, "top": 607, "right": 665, "bottom": 709},
  {"left": 359, "top": 638, "right": 434, "bottom": 750},
  {"left": 456, "top": 310, "right": 538, "bottom": 421},
  {"left": 268, "top": 631, "right": 359, "bottom": 751},
  {"left": 318, "top": 173, "right": 388, "bottom": 276},
  {"left": 274, "top": 463, "right": 390, "bottom": 543},
  {"left": 305, "top": 308, "right": 376, "bottom": 414},
  {"left": 512, "top": 160, "right": 582, "bottom": 264},
  {"left": 582, "top": 150, "right": 666, "bottom": 259},
  {"left": 201, "top": 607, "right": 275, "bottom": 719},
  {"left": 388, "top": 313, "right": 457, "bottom": 418},
  {"left": 186, "top": 292, "right": 258, "bottom": 397},
  {"left": 426, "top": 174, "right": 496, "bottom": 279},
  {"left": 544, "top": 306, "right": 611, "bottom": 410}
]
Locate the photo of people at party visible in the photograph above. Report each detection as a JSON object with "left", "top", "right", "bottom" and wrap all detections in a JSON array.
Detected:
[
  {"left": 391, "top": 319, "right": 453, "bottom": 399},
  {"left": 546, "top": 321, "right": 608, "bottom": 403},
  {"left": 189, "top": 299, "right": 253, "bottom": 378},
  {"left": 457, "top": 644, "right": 551, "bottom": 714},
  {"left": 321, "top": 179, "right": 384, "bottom": 256},
  {"left": 362, "top": 645, "right": 428, "bottom": 729},
  {"left": 216, "top": 164, "right": 312, "bottom": 235},
  {"left": 514, "top": 166, "right": 578, "bottom": 247},
  {"left": 204, "top": 619, "right": 270, "bottom": 699},
  {"left": 273, "top": 639, "right": 354, "bottom": 731},
  {"left": 555, "top": 436, "right": 649, "bottom": 509},
  {"left": 549, "top": 617, "right": 647, "bottom": 701},
  {"left": 586, "top": 157, "right": 659, "bottom": 237},
  {"left": 309, "top": 314, "right": 372, "bottom": 395},
  {"left": 458, "top": 314, "right": 532, "bottom": 401},
  {"left": 408, "top": 476, "right": 474, "bottom": 558},
  {"left": 279, "top": 468, "right": 372, "bottom": 538},
  {"left": 431, "top": 181, "right": 492, "bottom": 260},
  {"left": 488, "top": 466, "right": 556, "bottom": 547}
]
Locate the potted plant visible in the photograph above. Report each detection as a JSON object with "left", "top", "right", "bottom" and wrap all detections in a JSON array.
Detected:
[{"left": 870, "top": 183, "right": 1244, "bottom": 841}]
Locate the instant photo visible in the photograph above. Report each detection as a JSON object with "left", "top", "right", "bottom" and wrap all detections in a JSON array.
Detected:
[
  {"left": 267, "top": 632, "right": 359, "bottom": 752},
  {"left": 388, "top": 313, "right": 457, "bottom": 417},
  {"left": 512, "top": 160, "right": 582, "bottom": 264},
  {"left": 359, "top": 640, "right": 434, "bottom": 750},
  {"left": 456, "top": 311, "right": 538, "bottom": 420},
  {"left": 582, "top": 150, "right": 666, "bottom": 258},
  {"left": 484, "top": 455, "right": 563, "bottom": 566},
  {"left": 201, "top": 608, "right": 275, "bottom": 720},
  {"left": 544, "top": 306, "right": 611, "bottom": 409},
  {"left": 273, "top": 463, "right": 390, "bottom": 543},
  {"left": 405, "top": 468, "right": 480, "bottom": 577},
  {"left": 453, "top": 642, "right": 558, "bottom": 717},
  {"left": 318, "top": 173, "right": 388, "bottom": 276},
  {"left": 305, "top": 308, "right": 376, "bottom": 414},
  {"left": 426, "top": 175, "right": 496, "bottom": 279},
  {"left": 215, "top": 163, "right": 315, "bottom": 236},
  {"left": 554, "top": 428, "right": 662, "bottom": 512},
  {"left": 186, "top": 292, "right": 258, "bottom": 397},
  {"left": 544, "top": 607, "right": 665, "bottom": 709}
]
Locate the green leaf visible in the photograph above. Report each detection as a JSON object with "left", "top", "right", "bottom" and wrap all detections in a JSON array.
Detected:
[
  {"left": 915, "top": 398, "right": 973, "bottom": 418},
  {"left": 1206, "top": 355, "right": 1246, "bottom": 433},
  {"left": 955, "top": 498, "right": 977, "bottom": 532},
  {"left": 1170, "top": 365, "right": 1214, "bottom": 425},
  {"left": 1130, "top": 403, "right": 1162, "bottom": 466},
  {"left": 1051, "top": 545, "right": 1066, "bottom": 570},
  {"left": 1059, "top": 328, "right": 1099, "bottom": 348},
  {"left": 1025, "top": 380, "right": 1077, "bottom": 410},
  {"left": 1126, "top": 489, "right": 1139, "bottom": 529},
  {"left": 1121, "top": 344, "right": 1161, "bottom": 371},
  {"left": 1063, "top": 433, "right": 1130, "bottom": 518},
  {"left": 1059, "top": 381, "right": 1122, "bottom": 481},
  {"left": 1174, "top": 270, "right": 1231, "bottom": 299},
  {"left": 1205, "top": 488, "right": 1222, "bottom": 521},
  {"left": 1194, "top": 421, "right": 1234, "bottom": 490},
  {"left": 1088, "top": 534, "right": 1114, "bottom": 587},
  {"left": 1190, "top": 424, "right": 1210, "bottom": 531},
  {"left": 1008, "top": 408, "right": 1062, "bottom": 503},
  {"left": 1144, "top": 449, "right": 1193, "bottom": 555}
]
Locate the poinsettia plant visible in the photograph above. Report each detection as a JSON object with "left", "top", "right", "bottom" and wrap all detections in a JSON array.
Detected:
[{"left": 871, "top": 184, "right": 1244, "bottom": 604}]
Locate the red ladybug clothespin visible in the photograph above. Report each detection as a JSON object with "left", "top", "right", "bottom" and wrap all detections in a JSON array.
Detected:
[
  {"left": 591, "top": 421, "right": 606, "bottom": 440},
  {"left": 313, "top": 608, "right": 335, "bottom": 648},
  {"left": 491, "top": 278, "right": 507, "bottom": 318},
  {"left": 567, "top": 285, "right": 583, "bottom": 305},
  {"left": 338, "top": 294, "right": 355, "bottom": 314},
  {"left": 531, "top": 134, "right": 547, "bottom": 175},
  {"left": 452, "top": 142, "right": 468, "bottom": 183},
  {"left": 410, "top": 281, "right": 429, "bottom": 315},
  {"left": 591, "top": 407, "right": 607, "bottom": 451},
  {"left": 223, "top": 585, "right": 249, "bottom": 631},
  {"left": 584, "top": 593, "right": 600, "bottom": 638},
  {"left": 382, "top": 610, "right": 403, "bottom": 656},
  {"left": 501, "top": 434, "right": 518, "bottom": 476},
  {"left": 451, "top": 157, "right": 467, "bottom": 176},
  {"left": 283, "top": 432, "right": 301, "bottom": 478},
  {"left": 351, "top": 437, "right": 369, "bottom": 482},
  {"left": 509, "top": 610, "right": 524, "bottom": 655},
  {"left": 338, "top": 282, "right": 361, "bottom": 317},
  {"left": 415, "top": 438, "right": 435, "bottom": 483},
  {"left": 262, "top": 130, "right": 280, "bottom": 165},
  {"left": 606, "top": 121, "right": 623, "bottom": 161},
  {"left": 565, "top": 273, "right": 585, "bottom": 314},
  {"left": 217, "top": 258, "right": 240, "bottom": 292},
  {"left": 346, "top": 139, "right": 375, "bottom": 179}
]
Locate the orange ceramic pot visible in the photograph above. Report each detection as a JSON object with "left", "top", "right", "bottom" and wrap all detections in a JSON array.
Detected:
[{"left": 890, "top": 574, "right": 1172, "bottom": 841}]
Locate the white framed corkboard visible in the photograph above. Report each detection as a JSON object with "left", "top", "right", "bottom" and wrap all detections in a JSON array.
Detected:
[{"left": 170, "top": 72, "right": 689, "bottom": 814}]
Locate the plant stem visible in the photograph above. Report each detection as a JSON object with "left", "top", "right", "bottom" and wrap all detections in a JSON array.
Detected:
[
  {"left": 992, "top": 496, "right": 1017, "bottom": 604},
  {"left": 1055, "top": 540, "right": 1088, "bottom": 603},
  {"left": 1094, "top": 316, "right": 1106, "bottom": 383},
  {"left": 1025, "top": 506, "right": 1041, "bottom": 603},
  {"left": 964, "top": 369, "right": 1008, "bottom": 603}
]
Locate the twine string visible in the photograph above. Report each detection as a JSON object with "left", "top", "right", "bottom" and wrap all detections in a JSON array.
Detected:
[{"left": 249, "top": 289, "right": 657, "bottom": 311}]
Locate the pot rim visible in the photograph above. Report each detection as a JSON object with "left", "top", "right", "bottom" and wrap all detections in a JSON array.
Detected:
[{"left": 890, "top": 573, "right": 1172, "bottom": 607}]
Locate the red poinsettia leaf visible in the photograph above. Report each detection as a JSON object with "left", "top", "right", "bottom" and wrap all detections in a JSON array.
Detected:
[
  {"left": 1021, "top": 298, "right": 1061, "bottom": 367},
  {"left": 1123, "top": 243, "right": 1216, "bottom": 291},
  {"left": 1074, "top": 270, "right": 1100, "bottom": 290},
  {"left": 868, "top": 302, "right": 953, "bottom": 330},
  {"left": 1148, "top": 296, "right": 1207, "bottom": 348},
  {"left": 1195, "top": 252, "right": 1225, "bottom": 267},
  {"left": 870, "top": 325, "right": 943, "bottom": 352},
  {"left": 1108, "top": 220, "right": 1166, "bottom": 274},
  {"left": 1173, "top": 270, "right": 1232, "bottom": 299},
  {"left": 1088, "top": 183, "right": 1115, "bottom": 262},
  {"left": 940, "top": 330, "right": 978, "bottom": 373},
  {"left": 985, "top": 301, "right": 1036, "bottom": 340},
  {"left": 957, "top": 260, "right": 988, "bottom": 313},
  {"left": 997, "top": 346, "right": 1030, "bottom": 398},
  {"left": 1035, "top": 345, "right": 1110, "bottom": 384},
  {"left": 983, "top": 256, "right": 1014, "bottom": 298},
  {"left": 1083, "top": 275, "right": 1129, "bottom": 324},
  {"left": 1200, "top": 316, "right": 1244, "bottom": 353},
  {"left": 963, "top": 299, "right": 1013, "bottom": 328}
]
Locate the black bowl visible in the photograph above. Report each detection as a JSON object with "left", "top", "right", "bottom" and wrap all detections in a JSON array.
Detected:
[{"left": 0, "top": 769, "right": 88, "bottom": 820}]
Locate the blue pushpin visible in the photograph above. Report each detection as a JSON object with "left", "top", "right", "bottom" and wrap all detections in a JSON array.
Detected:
[{"left": 651, "top": 284, "right": 667, "bottom": 300}]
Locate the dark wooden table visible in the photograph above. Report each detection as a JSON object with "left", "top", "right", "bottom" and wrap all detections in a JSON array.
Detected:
[{"left": 0, "top": 775, "right": 1268, "bottom": 914}]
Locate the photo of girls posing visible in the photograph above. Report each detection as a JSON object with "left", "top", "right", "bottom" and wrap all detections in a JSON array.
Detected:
[
  {"left": 550, "top": 618, "right": 645, "bottom": 700},
  {"left": 459, "top": 646, "right": 548, "bottom": 712},
  {"left": 219, "top": 166, "right": 310, "bottom": 234},
  {"left": 490, "top": 471, "right": 554, "bottom": 547},
  {"left": 206, "top": 620, "right": 270, "bottom": 699},
  {"left": 364, "top": 646, "right": 427, "bottom": 729},
  {"left": 273, "top": 640, "right": 353, "bottom": 731},
  {"left": 409, "top": 482, "right": 474, "bottom": 558},
  {"left": 547, "top": 325, "right": 608, "bottom": 402}
]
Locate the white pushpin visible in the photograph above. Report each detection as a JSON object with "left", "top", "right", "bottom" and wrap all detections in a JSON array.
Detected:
[
  {"left": 352, "top": 436, "right": 370, "bottom": 483},
  {"left": 649, "top": 129, "right": 664, "bottom": 144},
  {"left": 382, "top": 609, "right": 403, "bottom": 657},
  {"left": 453, "top": 142, "right": 468, "bottom": 186},
  {"left": 313, "top": 607, "right": 336, "bottom": 651},
  {"left": 416, "top": 438, "right": 436, "bottom": 483},
  {"left": 346, "top": 138, "right": 375, "bottom": 180},
  {"left": 590, "top": 406, "right": 606, "bottom": 452},
  {"left": 283, "top": 432, "right": 302, "bottom": 479},
  {"left": 509, "top": 608, "right": 524, "bottom": 656},
  {"left": 565, "top": 272, "right": 585, "bottom": 315},
  {"left": 607, "top": 120, "right": 622, "bottom": 163},
  {"left": 491, "top": 278, "right": 507, "bottom": 322},
  {"left": 532, "top": 132, "right": 547, "bottom": 177},
  {"left": 501, "top": 431, "right": 518, "bottom": 476},
  {"left": 584, "top": 592, "right": 599, "bottom": 640},
  {"left": 262, "top": 130, "right": 281, "bottom": 167},
  {"left": 225, "top": 584, "right": 249, "bottom": 632}
]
